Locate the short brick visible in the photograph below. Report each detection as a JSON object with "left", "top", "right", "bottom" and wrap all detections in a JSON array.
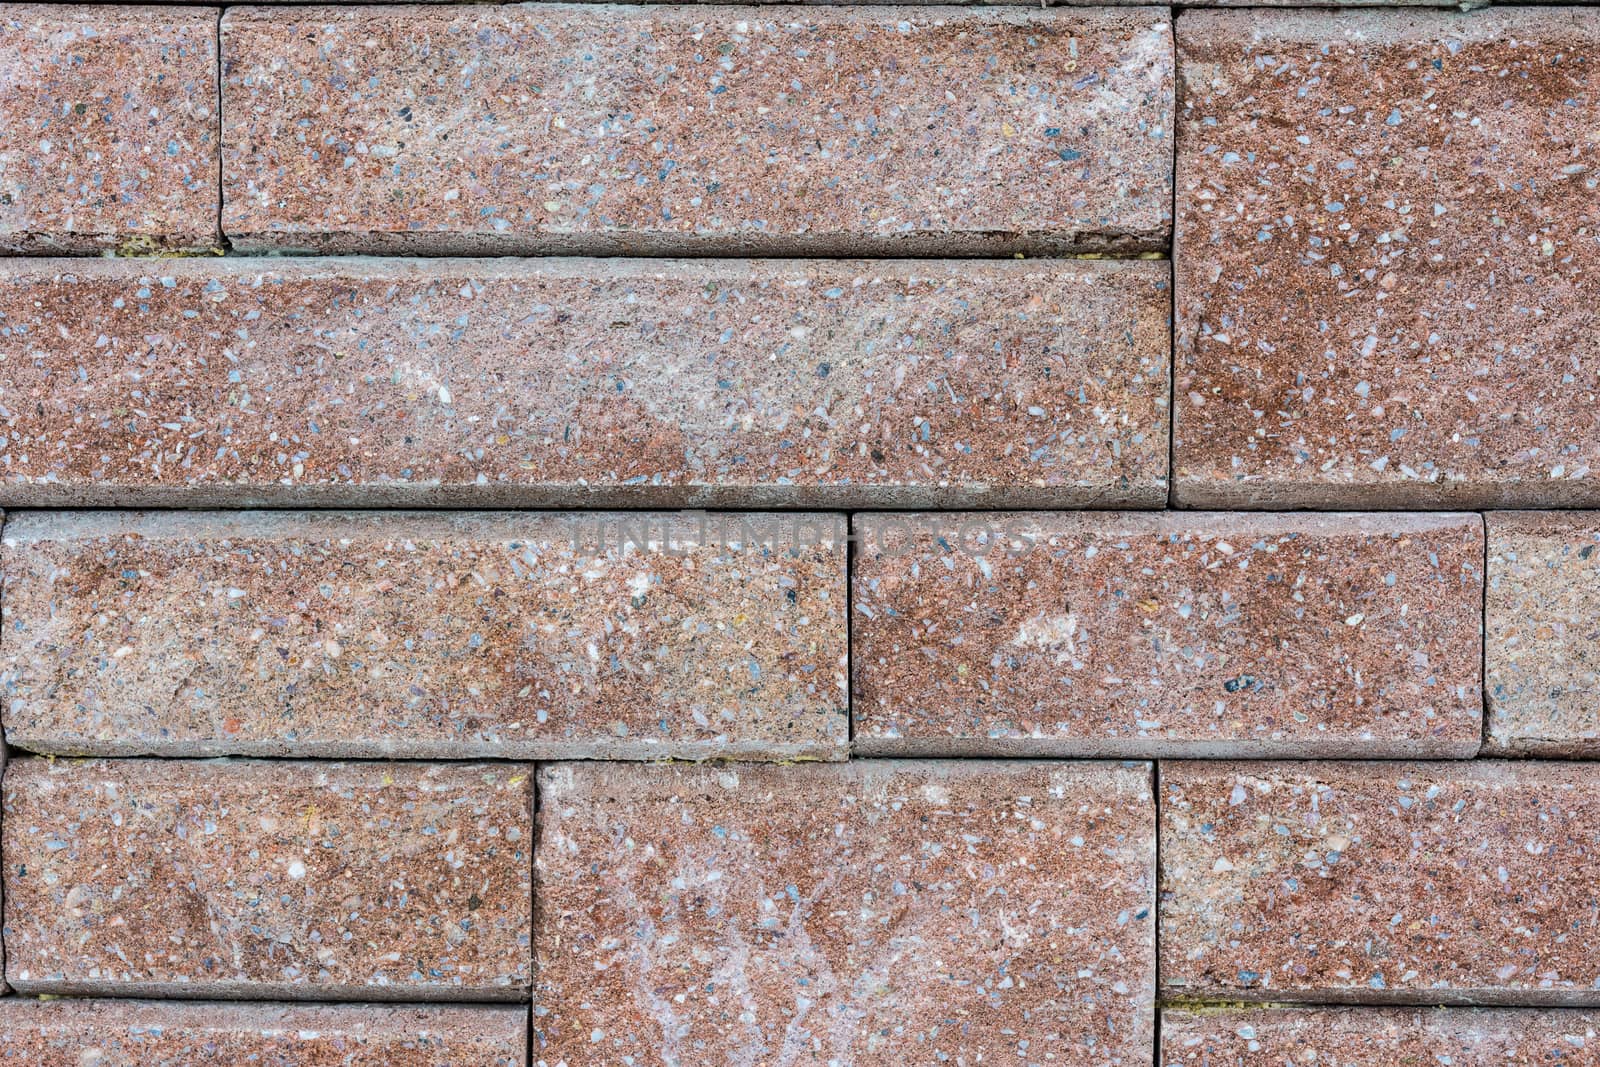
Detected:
[
  {"left": 852, "top": 512, "right": 1484, "bottom": 758},
  {"left": 0, "top": 5, "right": 220, "bottom": 254},
  {"left": 0, "top": 999, "right": 529, "bottom": 1065},
  {"left": 1163, "top": 1006, "right": 1600, "bottom": 1066},
  {"left": 1160, "top": 760, "right": 1600, "bottom": 1005},
  {"left": 1174, "top": 10, "right": 1600, "bottom": 508},
  {"left": 535, "top": 760, "right": 1155, "bottom": 1064},
  {"left": 0, "top": 257, "right": 1169, "bottom": 507},
  {"left": 1, "top": 510, "right": 847, "bottom": 760},
  {"left": 3, "top": 758, "right": 533, "bottom": 999},
  {"left": 221, "top": 5, "right": 1173, "bottom": 255},
  {"left": 1487, "top": 513, "right": 1600, "bottom": 756}
]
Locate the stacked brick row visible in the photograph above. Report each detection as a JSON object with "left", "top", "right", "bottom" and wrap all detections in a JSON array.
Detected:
[{"left": 0, "top": 2, "right": 1597, "bottom": 1064}]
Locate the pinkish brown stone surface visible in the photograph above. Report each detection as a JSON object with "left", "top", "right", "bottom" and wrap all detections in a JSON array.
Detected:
[
  {"left": 852, "top": 512, "right": 1484, "bottom": 758},
  {"left": 1163, "top": 1006, "right": 1600, "bottom": 1066},
  {"left": 1161, "top": 760, "right": 1600, "bottom": 1005},
  {"left": 0, "top": 5, "right": 220, "bottom": 254},
  {"left": 3, "top": 758, "right": 533, "bottom": 999},
  {"left": 1487, "top": 512, "right": 1600, "bottom": 757},
  {"left": 0, "top": 999, "right": 529, "bottom": 1065},
  {"left": 1174, "top": 9, "right": 1600, "bottom": 509},
  {"left": 1, "top": 510, "right": 847, "bottom": 760},
  {"left": 535, "top": 760, "right": 1155, "bottom": 1064},
  {"left": 221, "top": 5, "right": 1173, "bottom": 255},
  {"left": 0, "top": 257, "right": 1169, "bottom": 508}
]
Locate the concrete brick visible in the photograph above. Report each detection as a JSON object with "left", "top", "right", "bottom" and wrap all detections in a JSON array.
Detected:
[
  {"left": 3, "top": 758, "right": 533, "bottom": 1000},
  {"left": 1, "top": 510, "right": 848, "bottom": 760},
  {"left": 852, "top": 512, "right": 1484, "bottom": 758},
  {"left": 1162, "top": 1006, "right": 1600, "bottom": 1066},
  {"left": 0, "top": 5, "right": 220, "bottom": 254},
  {"left": 0, "top": 257, "right": 1169, "bottom": 508},
  {"left": 535, "top": 760, "right": 1155, "bottom": 1064},
  {"left": 1160, "top": 760, "right": 1600, "bottom": 1005},
  {"left": 1174, "top": 9, "right": 1600, "bottom": 509},
  {"left": 1487, "top": 512, "right": 1600, "bottom": 756},
  {"left": 220, "top": 5, "right": 1173, "bottom": 255},
  {"left": 0, "top": 999, "right": 529, "bottom": 1065}
]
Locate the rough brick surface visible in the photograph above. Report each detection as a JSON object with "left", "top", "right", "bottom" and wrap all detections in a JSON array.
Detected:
[
  {"left": 0, "top": 5, "right": 220, "bottom": 254},
  {"left": 853, "top": 512, "right": 1484, "bottom": 758},
  {"left": 1487, "top": 512, "right": 1600, "bottom": 756},
  {"left": 0, "top": 257, "right": 1169, "bottom": 507},
  {"left": 1, "top": 510, "right": 847, "bottom": 760},
  {"left": 1163, "top": 1006, "right": 1600, "bottom": 1066},
  {"left": 0, "top": 999, "right": 529, "bottom": 1065},
  {"left": 3, "top": 758, "right": 533, "bottom": 1000},
  {"left": 1174, "top": 9, "right": 1600, "bottom": 508},
  {"left": 221, "top": 5, "right": 1173, "bottom": 255},
  {"left": 535, "top": 760, "right": 1155, "bottom": 1064},
  {"left": 1161, "top": 760, "right": 1600, "bottom": 1005}
]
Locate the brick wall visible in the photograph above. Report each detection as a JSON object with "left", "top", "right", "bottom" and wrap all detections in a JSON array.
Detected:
[{"left": 0, "top": 2, "right": 1596, "bottom": 1064}]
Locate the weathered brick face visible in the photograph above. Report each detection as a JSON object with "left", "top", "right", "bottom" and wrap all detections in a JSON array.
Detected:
[
  {"left": 854, "top": 512, "right": 1484, "bottom": 758},
  {"left": 535, "top": 760, "right": 1155, "bottom": 1064},
  {"left": 1, "top": 510, "right": 848, "bottom": 760},
  {"left": 221, "top": 5, "right": 1173, "bottom": 255},
  {"left": 0, "top": 257, "right": 1169, "bottom": 508},
  {"left": 0, "top": 5, "right": 220, "bottom": 254},
  {"left": 3, "top": 758, "right": 533, "bottom": 999},
  {"left": 1175, "top": 9, "right": 1600, "bottom": 508}
]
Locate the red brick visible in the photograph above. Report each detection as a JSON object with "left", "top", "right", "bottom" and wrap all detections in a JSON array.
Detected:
[
  {"left": 1487, "top": 512, "right": 1600, "bottom": 756},
  {"left": 1160, "top": 760, "right": 1600, "bottom": 1005},
  {"left": 0, "top": 999, "right": 528, "bottom": 1065},
  {"left": 1163, "top": 1006, "right": 1600, "bottom": 1066},
  {"left": 3, "top": 758, "right": 533, "bottom": 999},
  {"left": 535, "top": 760, "right": 1155, "bottom": 1064},
  {"left": 852, "top": 512, "right": 1483, "bottom": 758},
  {"left": 0, "top": 257, "right": 1169, "bottom": 507},
  {"left": 220, "top": 5, "right": 1172, "bottom": 255},
  {"left": 1174, "top": 9, "right": 1600, "bottom": 508},
  {"left": 0, "top": 5, "right": 220, "bottom": 254},
  {"left": 1, "top": 510, "right": 847, "bottom": 760}
]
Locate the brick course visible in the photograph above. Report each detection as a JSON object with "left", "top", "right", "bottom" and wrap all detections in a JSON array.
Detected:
[
  {"left": 0, "top": 257, "right": 1169, "bottom": 507},
  {"left": 2, "top": 758, "right": 533, "bottom": 999},
  {"left": 220, "top": 5, "right": 1173, "bottom": 255},
  {"left": 0, "top": 5, "right": 220, "bottom": 254},
  {"left": 1, "top": 509, "right": 847, "bottom": 760},
  {"left": 853, "top": 511, "right": 1484, "bottom": 758}
]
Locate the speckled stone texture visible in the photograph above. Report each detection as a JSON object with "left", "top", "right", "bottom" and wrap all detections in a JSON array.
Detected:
[
  {"left": 0, "top": 5, "right": 220, "bottom": 254},
  {"left": 1487, "top": 512, "right": 1600, "bottom": 757},
  {"left": 1174, "top": 9, "right": 1600, "bottom": 509},
  {"left": 0, "top": 999, "right": 529, "bottom": 1065},
  {"left": 1, "top": 510, "right": 847, "bottom": 760},
  {"left": 1161, "top": 760, "right": 1600, "bottom": 1005},
  {"left": 221, "top": 4, "right": 1173, "bottom": 255},
  {"left": 3, "top": 758, "right": 533, "bottom": 1000},
  {"left": 1163, "top": 1006, "right": 1600, "bottom": 1065},
  {"left": 0, "top": 257, "right": 1169, "bottom": 508},
  {"left": 853, "top": 512, "right": 1484, "bottom": 758},
  {"left": 535, "top": 760, "right": 1155, "bottom": 1064}
]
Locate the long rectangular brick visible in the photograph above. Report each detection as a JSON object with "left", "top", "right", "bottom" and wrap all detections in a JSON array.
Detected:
[
  {"left": 1160, "top": 760, "right": 1600, "bottom": 1006},
  {"left": 1163, "top": 1006, "right": 1600, "bottom": 1065},
  {"left": 852, "top": 512, "right": 1484, "bottom": 758},
  {"left": 1174, "top": 10, "right": 1600, "bottom": 509},
  {"left": 1, "top": 510, "right": 847, "bottom": 760},
  {"left": 0, "top": 257, "right": 1169, "bottom": 507},
  {"left": 3, "top": 758, "right": 533, "bottom": 999},
  {"left": 1487, "top": 512, "right": 1600, "bottom": 757},
  {"left": 0, "top": 999, "right": 529, "bottom": 1065},
  {"left": 535, "top": 760, "right": 1155, "bottom": 1064},
  {"left": 0, "top": 5, "right": 220, "bottom": 254},
  {"left": 220, "top": 5, "right": 1173, "bottom": 255}
]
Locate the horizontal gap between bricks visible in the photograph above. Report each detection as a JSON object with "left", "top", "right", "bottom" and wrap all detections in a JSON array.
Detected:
[{"left": 0, "top": 504, "right": 1588, "bottom": 516}]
